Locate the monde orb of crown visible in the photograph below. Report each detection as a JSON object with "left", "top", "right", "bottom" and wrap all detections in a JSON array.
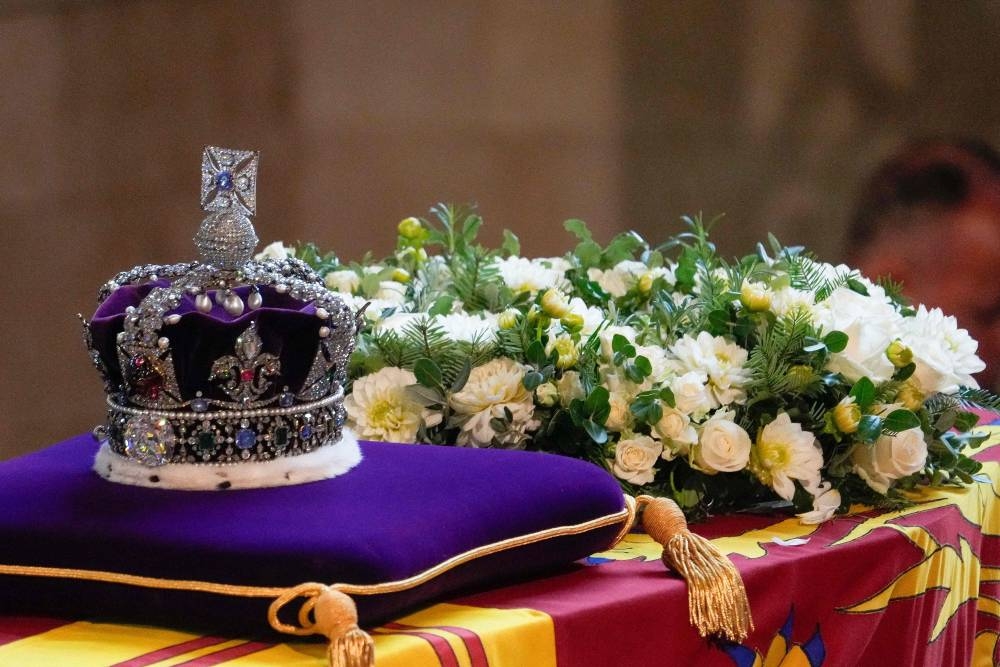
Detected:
[{"left": 81, "top": 146, "right": 363, "bottom": 489}]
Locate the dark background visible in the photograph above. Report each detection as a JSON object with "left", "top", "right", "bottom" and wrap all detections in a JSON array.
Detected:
[{"left": 1, "top": 0, "right": 998, "bottom": 458}]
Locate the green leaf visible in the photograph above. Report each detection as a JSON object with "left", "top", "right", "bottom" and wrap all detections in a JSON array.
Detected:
[
  {"left": 522, "top": 370, "right": 545, "bottom": 391},
  {"left": 611, "top": 334, "right": 631, "bottom": 354},
  {"left": 563, "top": 219, "right": 593, "bottom": 242},
  {"left": 892, "top": 362, "right": 916, "bottom": 381},
  {"left": 847, "top": 278, "right": 870, "bottom": 296},
  {"left": 882, "top": 409, "right": 920, "bottom": 433},
  {"left": 659, "top": 387, "right": 676, "bottom": 408},
  {"left": 450, "top": 360, "right": 472, "bottom": 393},
  {"left": 526, "top": 340, "right": 548, "bottom": 367},
  {"left": 633, "top": 355, "right": 652, "bottom": 377},
  {"left": 850, "top": 377, "right": 877, "bottom": 410},
  {"left": 413, "top": 358, "right": 443, "bottom": 390},
  {"left": 585, "top": 386, "right": 611, "bottom": 416},
  {"left": 858, "top": 415, "right": 882, "bottom": 443},
  {"left": 428, "top": 295, "right": 454, "bottom": 316},
  {"left": 953, "top": 411, "right": 980, "bottom": 433},
  {"left": 707, "top": 309, "right": 730, "bottom": 334},
  {"left": 583, "top": 419, "right": 608, "bottom": 444},
  {"left": 823, "top": 330, "right": 849, "bottom": 354},
  {"left": 501, "top": 230, "right": 520, "bottom": 257}
]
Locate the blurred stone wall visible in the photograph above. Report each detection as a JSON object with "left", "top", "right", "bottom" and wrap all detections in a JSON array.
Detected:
[{"left": 1, "top": 0, "right": 997, "bottom": 458}]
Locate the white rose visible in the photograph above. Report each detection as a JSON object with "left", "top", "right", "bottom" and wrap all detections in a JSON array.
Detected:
[
  {"left": 814, "top": 285, "right": 902, "bottom": 383},
  {"left": 605, "top": 391, "right": 633, "bottom": 433},
  {"left": 556, "top": 371, "right": 585, "bottom": 407},
  {"left": 324, "top": 269, "right": 361, "bottom": 294},
  {"left": 796, "top": 481, "right": 842, "bottom": 524},
  {"left": 374, "top": 280, "right": 407, "bottom": 305},
  {"left": 670, "top": 371, "right": 714, "bottom": 417},
  {"left": 851, "top": 426, "right": 928, "bottom": 494},
  {"left": 255, "top": 241, "right": 292, "bottom": 261},
  {"left": 694, "top": 412, "right": 751, "bottom": 474},
  {"left": 653, "top": 406, "right": 697, "bottom": 460},
  {"left": 611, "top": 435, "right": 662, "bottom": 485}
]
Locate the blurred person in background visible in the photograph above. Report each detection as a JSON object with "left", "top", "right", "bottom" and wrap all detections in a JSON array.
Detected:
[{"left": 849, "top": 138, "right": 1000, "bottom": 391}]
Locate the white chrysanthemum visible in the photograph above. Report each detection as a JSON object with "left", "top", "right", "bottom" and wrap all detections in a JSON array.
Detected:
[
  {"left": 345, "top": 367, "right": 441, "bottom": 442},
  {"left": 813, "top": 285, "right": 903, "bottom": 383},
  {"left": 450, "top": 358, "right": 540, "bottom": 447},
  {"left": 588, "top": 267, "right": 629, "bottom": 298},
  {"left": 769, "top": 285, "right": 816, "bottom": 319},
  {"left": 900, "top": 305, "right": 985, "bottom": 394},
  {"left": 255, "top": 241, "right": 292, "bottom": 260},
  {"left": 610, "top": 434, "right": 662, "bottom": 485},
  {"left": 436, "top": 312, "right": 500, "bottom": 343},
  {"left": 669, "top": 331, "right": 751, "bottom": 406},
  {"left": 491, "top": 256, "right": 568, "bottom": 295},
  {"left": 796, "top": 481, "right": 841, "bottom": 524},
  {"left": 751, "top": 413, "right": 823, "bottom": 501}
]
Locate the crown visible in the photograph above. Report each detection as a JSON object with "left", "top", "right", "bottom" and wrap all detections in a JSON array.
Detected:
[{"left": 81, "top": 146, "right": 363, "bottom": 490}]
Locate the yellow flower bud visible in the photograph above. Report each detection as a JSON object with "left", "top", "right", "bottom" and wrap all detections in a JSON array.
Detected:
[
  {"left": 638, "top": 272, "right": 654, "bottom": 294},
  {"left": 498, "top": 308, "right": 521, "bottom": 330},
  {"left": 740, "top": 280, "right": 772, "bottom": 312},
  {"left": 885, "top": 340, "right": 913, "bottom": 368},
  {"left": 833, "top": 398, "right": 861, "bottom": 434},
  {"left": 896, "top": 380, "right": 925, "bottom": 411},
  {"left": 535, "top": 382, "right": 559, "bottom": 407},
  {"left": 560, "top": 312, "right": 585, "bottom": 333},
  {"left": 540, "top": 288, "right": 571, "bottom": 318},
  {"left": 550, "top": 336, "right": 579, "bottom": 370},
  {"left": 391, "top": 268, "right": 411, "bottom": 283},
  {"left": 397, "top": 217, "right": 425, "bottom": 240}
]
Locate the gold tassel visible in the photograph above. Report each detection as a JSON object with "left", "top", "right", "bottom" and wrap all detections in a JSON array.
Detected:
[
  {"left": 269, "top": 583, "right": 375, "bottom": 667},
  {"left": 638, "top": 495, "right": 753, "bottom": 642}
]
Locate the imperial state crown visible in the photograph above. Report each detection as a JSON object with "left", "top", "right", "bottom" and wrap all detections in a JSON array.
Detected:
[{"left": 81, "top": 146, "right": 363, "bottom": 490}]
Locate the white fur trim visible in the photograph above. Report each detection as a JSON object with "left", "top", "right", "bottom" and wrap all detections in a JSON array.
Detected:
[{"left": 93, "top": 430, "right": 362, "bottom": 490}]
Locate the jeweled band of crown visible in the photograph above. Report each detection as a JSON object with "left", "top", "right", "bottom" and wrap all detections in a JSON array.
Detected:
[{"left": 82, "top": 146, "right": 364, "bottom": 487}]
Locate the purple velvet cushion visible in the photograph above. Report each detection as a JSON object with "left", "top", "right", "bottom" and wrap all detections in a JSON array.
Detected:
[{"left": 0, "top": 435, "right": 625, "bottom": 636}]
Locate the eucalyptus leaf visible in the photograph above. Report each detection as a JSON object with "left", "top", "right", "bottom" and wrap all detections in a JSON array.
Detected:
[{"left": 823, "top": 330, "right": 849, "bottom": 354}]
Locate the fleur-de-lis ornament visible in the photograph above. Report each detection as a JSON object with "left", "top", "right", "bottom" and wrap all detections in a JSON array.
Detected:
[{"left": 210, "top": 321, "right": 281, "bottom": 404}]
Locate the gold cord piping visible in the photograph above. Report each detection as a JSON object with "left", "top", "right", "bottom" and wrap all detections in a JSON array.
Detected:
[{"left": 0, "top": 503, "right": 631, "bottom": 599}]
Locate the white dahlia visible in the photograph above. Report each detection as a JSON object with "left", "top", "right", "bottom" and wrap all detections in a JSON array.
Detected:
[
  {"left": 669, "top": 331, "right": 751, "bottom": 407},
  {"left": 900, "top": 305, "right": 985, "bottom": 394},
  {"left": 750, "top": 413, "right": 823, "bottom": 501},
  {"left": 491, "top": 256, "right": 568, "bottom": 295},
  {"left": 345, "top": 367, "right": 441, "bottom": 442},
  {"left": 450, "top": 358, "right": 540, "bottom": 447}
]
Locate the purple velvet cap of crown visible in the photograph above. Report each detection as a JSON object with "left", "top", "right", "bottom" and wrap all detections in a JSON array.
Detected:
[{"left": 90, "top": 281, "right": 329, "bottom": 402}]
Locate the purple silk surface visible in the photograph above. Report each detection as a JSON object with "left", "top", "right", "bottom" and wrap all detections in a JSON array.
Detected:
[{"left": 0, "top": 434, "right": 625, "bottom": 636}]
